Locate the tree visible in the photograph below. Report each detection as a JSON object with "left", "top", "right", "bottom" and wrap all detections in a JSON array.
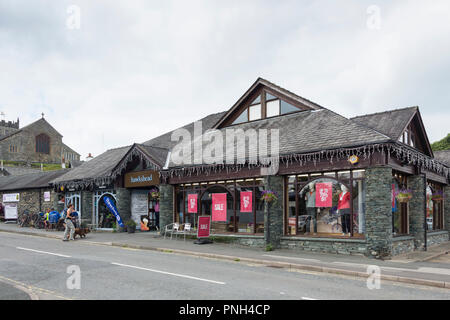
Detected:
[{"left": 431, "top": 133, "right": 450, "bottom": 151}]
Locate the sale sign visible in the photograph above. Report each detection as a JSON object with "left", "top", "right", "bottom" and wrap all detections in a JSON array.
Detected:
[
  {"left": 197, "top": 216, "right": 211, "bottom": 238},
  {"left": 240, "top": 191, "right": 253, "bottom": 212},
  {"left": 315, "top": 182, "right": 332, "bottom": 207},
  {"left": 212, "top": 193, "right": 227, "bottom": 221},
  {"left": 188, "top": 194, "right": 198, "bottom": 213}
]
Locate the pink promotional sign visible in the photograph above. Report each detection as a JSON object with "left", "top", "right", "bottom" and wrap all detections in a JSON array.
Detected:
[
  {"left": 315, "top": 182, "right": 332, "bottom": 207},
  {"left": 197, "top": 216, "right": 211, "bottom": 238},
  {"left": 212, "top": 193, "right": 227, "bottom": 221},
  {"left": 187, "top": 194, "right": 198, "bottom": 213},
  {"left": 240, "top": 191, "right": 253, "bottom": 212}
]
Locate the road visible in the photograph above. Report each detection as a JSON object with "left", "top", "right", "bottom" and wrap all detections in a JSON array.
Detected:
[{"left": 0, "top": 232, "right": 449, "bottom": 300}]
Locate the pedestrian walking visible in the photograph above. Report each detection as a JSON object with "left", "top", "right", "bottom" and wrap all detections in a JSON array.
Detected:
[{"left": 63, "top": 204, "right": 75, "bottom": 241}]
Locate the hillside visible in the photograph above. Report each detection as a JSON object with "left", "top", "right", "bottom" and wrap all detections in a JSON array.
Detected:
[{"left": 431, "top": 133, "right": 450, "bottom": 151}]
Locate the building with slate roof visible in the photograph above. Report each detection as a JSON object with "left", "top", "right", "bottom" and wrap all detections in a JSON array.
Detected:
[
  {"left": 47, "top": 78, "right": 449, "bottom": 257},
  {"left": 0, "top": 169, "right": 68, "bottom": 221}
]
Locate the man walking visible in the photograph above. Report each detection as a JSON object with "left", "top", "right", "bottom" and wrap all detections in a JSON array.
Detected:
[{"left": 63, "top": 204, "right": 75, "bottom": 241}]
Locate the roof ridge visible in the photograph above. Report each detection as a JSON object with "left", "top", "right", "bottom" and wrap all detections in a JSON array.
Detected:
[{"left": 351, "top": 106, "right": 418, "bottom": 119}]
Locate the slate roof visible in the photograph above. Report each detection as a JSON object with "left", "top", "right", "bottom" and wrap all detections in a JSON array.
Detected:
[
  {"left": 0, "top": 166, "right": 41, "bottom": 176},
  {"left": 0, "top": 169, "right": 69, "bottom": 191},
  {"left": 0, "top": 118, "right": 63, "bottom": 142},
  {"left": 142, "top": 111, "right": 227, "bottom": 150},
  {"left": 51, "top": 146, "right": 131, "bottom": 184},
  {"left": 434, "top": 150, "right": 450, "bottom": 167},
  {"left": 350, "top": 107, "right": 418, "bottom": 140},
  {"left": 167, "top": 108, "right": 392, "bottom": 168}
]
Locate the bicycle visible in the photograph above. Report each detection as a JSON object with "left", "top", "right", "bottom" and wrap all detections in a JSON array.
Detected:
[{"left": 17, "top": 210, "right": 31, "bottom": 227}]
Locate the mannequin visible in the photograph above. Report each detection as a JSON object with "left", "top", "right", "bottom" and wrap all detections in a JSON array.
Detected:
[
  {"left": 304, "top": 182, "right": 317, "bottom": 234},
  {"left": 337, "top": 185, "right": 351, "bottom": 235}
]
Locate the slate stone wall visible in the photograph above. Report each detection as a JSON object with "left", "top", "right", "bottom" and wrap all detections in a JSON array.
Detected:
[
  {"left": 116, "top": 188, "right": 131, "bottom": 224},
  {"left": 392, "top": 237, "right": 415, "bottom": 256},
  {"left": 81, "top": 191, "right": 93, "bottom": 225},
  {"left": 427, "top": 231, "right": 449, "bottom": 247},
  {"left": 280, "top": 237, "right": 367, "bottom": 255},
  {"left": 263, "top": 175, "right": 284, "bottom": 249},
  {"left": 407, "top": 175, "right": 426, "bottom": 250},
  {"left": 159, "top": 184, "right": 174, "bottom": 232},
  {"left": 365, "top": 166, "right": 393, "bottom": 258}
]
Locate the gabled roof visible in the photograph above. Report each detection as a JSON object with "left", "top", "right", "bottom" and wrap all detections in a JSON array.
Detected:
[
  {"left": 212, "top": 77, "right": 323, "bottom": 129},
  {"left": 51, "top": 145, "right": 131, "bottom": 186},
  {"left": 351, "top": 106, "right": 433, "bottom": 157},
  {"left": 434, "top": 150, "right": 450, "bottom": 167},
  {"left": 167, "top": 108, "right": 391, "bottom": 168},
  {"left": 0, "top": 169, "right": 69, "bottom": 191},
  {"left": 351, "top": 107, "right": 418, "bottom": 141},
  {"left": 0, "top": 118, "right": 63, "bottom": 142}
]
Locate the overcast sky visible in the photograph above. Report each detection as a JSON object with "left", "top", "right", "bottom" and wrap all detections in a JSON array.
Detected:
[{"left": 0, "top": 0, "right": 449, "bottom": 160}]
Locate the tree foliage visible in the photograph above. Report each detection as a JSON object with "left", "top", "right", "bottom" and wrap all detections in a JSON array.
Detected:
[{"left": 431, "top": 133, "right": 450, "bottom": 151}]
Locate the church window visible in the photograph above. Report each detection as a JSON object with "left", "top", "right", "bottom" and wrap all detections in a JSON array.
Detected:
[{"left": 36, "top": 134, "right": 50, "bottom": 154}]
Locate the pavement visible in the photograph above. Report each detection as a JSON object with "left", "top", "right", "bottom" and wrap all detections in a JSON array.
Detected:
[{"left": 1, "top": 222, "right": 450, "bottom": 290}]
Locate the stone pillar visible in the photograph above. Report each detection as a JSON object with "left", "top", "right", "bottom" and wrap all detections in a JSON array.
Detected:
[
  {"left": 159, "top": 184, "right": 174, "bottom": 233},
  {"left": 407, "top": 175, "right": 426, "bottom": 250},
  {"left": 263, "top": 175, "right": 284, "bottom": 249},
  {"left": 445, "top": 186, "right": 450, "bottom": 232},
  {"left": 365, "top": 167, "right": 393, "bottom": 258},
  {"left": 81, "top": 191, "right": 93, "bottom": 225},
  {"left": 116, "top": 188, "right": 131, "bottom": 225}
]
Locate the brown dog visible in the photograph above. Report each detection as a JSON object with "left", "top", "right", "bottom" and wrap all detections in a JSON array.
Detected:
[{"left": 74, "top": 228, "right": 90, "bottom": 239}]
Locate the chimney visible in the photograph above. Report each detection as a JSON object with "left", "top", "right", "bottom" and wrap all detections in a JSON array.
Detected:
[{"left": 86, "top": 153, "right": 94, "bottom": 161}]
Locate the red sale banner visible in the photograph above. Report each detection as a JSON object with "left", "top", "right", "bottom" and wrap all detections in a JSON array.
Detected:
[
  {"left": 240, "top": 191, "right": 252, "bottom": 212},
  {"left": 212, "top": 193, "right": 227, "bottom": 221},
  {"left": 197, "top": 216, "right": 211, "bottom": 238},
  {"left": 315, "top": 182, "right": 332, "bottom": 207},
  {"left": 188, "top": 194, "right": 198, "bottom": 213}
]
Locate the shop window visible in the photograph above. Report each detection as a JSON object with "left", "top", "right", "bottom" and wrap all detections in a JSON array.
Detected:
[
  {"left": 392, "top": 172, "right": 409, "bottom": 236},
  {"left": 36, "top": 133, "right": 50, "bottom": 154},
  {"left": 286, "top": 172, "right": 365, "bottom": 238},
  {"left": 426, "top": 182, "right": 444, "bottom": 231},
  {"left": 175, "top": 179, "right": 264, "bottom": 235}
]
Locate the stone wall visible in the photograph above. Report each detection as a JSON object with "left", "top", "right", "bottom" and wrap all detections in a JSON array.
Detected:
[
  {"left": 408, "top": 175, "right": 426, "bottom": 250},
  {"left": 392, "top": 236, "right": 415, "bottom": 256},
  {"left": 445, "top": 186, "right": 450, "bottom": 232},
  {"left": 0, "top": 188, "right": 58, "bottom": 218},
  {"left": 116, "top": 188, "right": 131, "bottom": 224},
  {"left": 365, "top": 166, "right": 393, "bottom": 258},
  {"left": 427, "top": 231, "right": 449, "bottom": 247},
  {"left": 263, "top": 175, "right": 284, "bottom": 249},
  {"left": 159, "top": 184, "right": 174, "bottom": 232},
  {"left": 280, "top": 237, "right": 367, "bottom": 255}
]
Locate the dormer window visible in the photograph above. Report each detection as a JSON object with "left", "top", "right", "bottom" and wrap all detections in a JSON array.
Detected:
[{"left": 231, "top": 91, "right": 303, "bottom": 125}]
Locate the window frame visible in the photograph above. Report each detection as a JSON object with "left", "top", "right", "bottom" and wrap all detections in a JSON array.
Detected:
[{"left": 35, "top": 133, "right": 50, "bottom": 154}]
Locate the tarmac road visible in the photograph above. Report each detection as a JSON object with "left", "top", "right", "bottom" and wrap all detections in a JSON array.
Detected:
[{"left": 0, "top": 232, "right": 449, "bottom": 300}]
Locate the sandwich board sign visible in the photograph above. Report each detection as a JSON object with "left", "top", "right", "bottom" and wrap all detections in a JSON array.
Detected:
[{"left": 197, "top": 216, "right": 211, "bottom": 238}]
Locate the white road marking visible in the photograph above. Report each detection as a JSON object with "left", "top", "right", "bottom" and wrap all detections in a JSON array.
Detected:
[
  {"left": 16, "top": 247, "right": 71, "bottom": 258},
  {"left": 262, "top": 254, "right": 321, "bottom": 263},
  {"left": 111, "top": 262, "right": 226, "bottom": 285},
  {"left": 302, "top": 297, "right": 318, "bottom": 300},
  {"left": 332, "top": 262, "right": 369, "bottom": 267}
]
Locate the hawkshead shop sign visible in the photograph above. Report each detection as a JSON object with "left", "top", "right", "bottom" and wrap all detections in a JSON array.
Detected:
[{"left": 124, "top": 170, "right": 160, "bottom": 188}]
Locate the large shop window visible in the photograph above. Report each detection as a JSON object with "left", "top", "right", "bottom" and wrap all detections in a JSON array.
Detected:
[
  {"left": 426, "top": 182, "right": 444, "bottom": 231},
  {"left": 176, "top": 178, "right": 265, "bottom": 234},
  {"left": 286, "top": 170, "right": 366, "bottom": 238},
  {"left": 392, "top": 171, "right": 409, "bottom": 236}
]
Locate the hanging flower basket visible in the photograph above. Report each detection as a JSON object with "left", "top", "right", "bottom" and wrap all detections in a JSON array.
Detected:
[
  {"left": 395, "top": 189, "right": 412, "bottom": 203},
  {"left": 261, "top": 190, "right": 278, "bottom": 204},
  {"left": 149, "top": 188, "right": 160, "bottom": 200},
  {"left": 431, "top": 191, "right": 444, "bottom": 202}
]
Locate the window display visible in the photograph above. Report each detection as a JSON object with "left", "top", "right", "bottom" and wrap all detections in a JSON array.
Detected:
[
  {"left": 426, "top": 182, "right": 444, "bottom": 231},
  {"left": 286, "top": 170, "right": 366, "bottom": 238}
]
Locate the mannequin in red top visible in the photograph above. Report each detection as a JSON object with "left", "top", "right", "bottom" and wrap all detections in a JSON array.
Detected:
[{"left": 337, "top": 185, "right": 351, "bottom": 235}]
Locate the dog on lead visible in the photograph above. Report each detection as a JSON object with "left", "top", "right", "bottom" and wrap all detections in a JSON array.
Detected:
[{"left": 74, "top": 228, "right": 90, "bottom": 239}]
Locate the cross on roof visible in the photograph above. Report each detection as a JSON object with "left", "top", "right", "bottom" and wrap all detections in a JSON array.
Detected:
[{"left": 41, "top": 112, "right": 45, "bottom": 118}]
